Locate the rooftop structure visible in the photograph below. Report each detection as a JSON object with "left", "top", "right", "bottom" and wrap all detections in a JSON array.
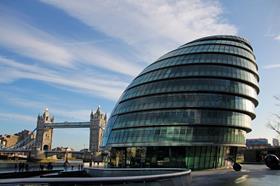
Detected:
[{"left": 246, "top": 138, "right": 270, "bottom": 149}]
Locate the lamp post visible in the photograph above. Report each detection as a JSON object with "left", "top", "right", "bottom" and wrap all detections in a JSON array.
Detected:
[{"left": 89, "top": 152, "right": 93, "bottom": 167}]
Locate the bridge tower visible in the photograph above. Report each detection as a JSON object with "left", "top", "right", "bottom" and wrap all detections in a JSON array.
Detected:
[
  {"left": 35, "top": 108, "right": 54, "bottom": 151},
  {"left": 89, "top": 106, "right": 107, "bottom": 153}
]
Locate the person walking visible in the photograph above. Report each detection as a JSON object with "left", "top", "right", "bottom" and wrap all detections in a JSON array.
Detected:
[
  {"left": 19, "top": 163, "right": 23, "bottom": 172},
  {"left": 39, "top": 164, "right": 44, "bottom": 171},
  {"left": 14, "top": 163, "right": 18, "bottom": 172},
  {"left": 47, "top": 162, "right": 53, "bottom": 170},
  {"left": 63, "top": 161, "right": 68, "bottom": 171},
  {"left": 25, "top": 164, "right": 29, "bottom": 172}
]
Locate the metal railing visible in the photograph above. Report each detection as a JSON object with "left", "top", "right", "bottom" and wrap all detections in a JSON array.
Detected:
[{"left": 0, "top": 169, "right": 191, "bottom": 186}]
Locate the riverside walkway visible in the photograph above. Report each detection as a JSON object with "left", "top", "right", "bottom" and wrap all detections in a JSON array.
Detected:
[{"left": 192, "top": 164, "right": 280, "bottom": 186}]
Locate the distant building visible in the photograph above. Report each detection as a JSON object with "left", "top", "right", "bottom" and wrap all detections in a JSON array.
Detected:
[
  {"left": 272, "top": 138, "right": 279, "bottom": 146},
  {"left": 89, "top": 106, "right": 107, "bottom": 154},
  {"left": 35, "top": 108, "right": 54, "bottom": 151},
  {"left": 0, "top": 134, "right": 19, "bottom": 148},
  {"left": 0, "top": 129, "right": 34, "bottom": 148},
  {"left": 246, "top": 138, "right": 270, "bottom": 149},
  {"left": 52, "top": 146, "right": 74, "bottom": 152},
  {"left": 80, "top": 148, "right": 89, "bottom": 152},
  {"left": 15, "top": 129, "right": 34, "bottom": 141}
]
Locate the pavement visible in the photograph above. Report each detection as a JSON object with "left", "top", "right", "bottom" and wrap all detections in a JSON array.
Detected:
[
  {"left": 192, "top": 164, "right": 280, "bottom": 186},
  {"left": 0, "top": 164, "right": 280, "bottom": 185}
]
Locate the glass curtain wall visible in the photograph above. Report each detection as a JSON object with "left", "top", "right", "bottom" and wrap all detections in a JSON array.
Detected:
[{"left": 103, "top": 35, "right": 259, "bottom": 170}]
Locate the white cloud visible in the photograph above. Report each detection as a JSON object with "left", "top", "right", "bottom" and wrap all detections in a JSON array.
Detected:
[
  {"left": 0, "top": 112, "right": 35, "bottom": 123},
  {"left": 42, "top": 0, "right": 237, "bottom": 61},
  {"left": 10, "top": 101, "right": 96, "bottom": 122},
  {"left": 0, "top": 92, "right": 103, "bottom": 122},
  {"left": 4, "top": 97, "right": 45, "bottom": 110},
  {"left": 0, "top": 15, "right": 74, "bottom": 67},
  {"left": 0, "top": 0, "right": 238, "bottom": 102},
  {"left": 0, "top": 8, "right": 142, "bottom": 77},
  {"left": 69, "top": 44, "right": 143, "bottom": 76},
  {"left": 275, "top": 35, "right": 280, "bottom": 40},
  {"left": 0, "top": 56, "right": 127, "bottom": 100},
  {"left": 263, "top": 64, "right": 280, "bottom": 69}
]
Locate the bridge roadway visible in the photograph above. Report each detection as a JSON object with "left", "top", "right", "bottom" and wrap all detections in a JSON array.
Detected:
[{"left": 44, "top": 122, "right": 91, "bottom": 128}]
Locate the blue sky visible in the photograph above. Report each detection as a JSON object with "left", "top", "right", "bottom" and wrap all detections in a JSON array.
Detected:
[{"left": 0, "top": 0, "right": 280, "bottom": 150}]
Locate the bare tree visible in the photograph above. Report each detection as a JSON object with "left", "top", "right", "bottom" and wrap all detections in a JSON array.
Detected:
[{"left": 267, "top": 96, "right": 280, "bottom": 135}]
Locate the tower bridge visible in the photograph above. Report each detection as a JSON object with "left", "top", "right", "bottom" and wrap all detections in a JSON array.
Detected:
[
  {"left": 44, "top": 121, "right": 91, "bottom": 128},
  {"left": 0, "top": 107, "right": 107, "bottom": 160}
]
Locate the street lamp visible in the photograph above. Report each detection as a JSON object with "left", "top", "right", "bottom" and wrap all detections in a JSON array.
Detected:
[{"left": 89, "top": 152, "right": 93, "bottom": 167}]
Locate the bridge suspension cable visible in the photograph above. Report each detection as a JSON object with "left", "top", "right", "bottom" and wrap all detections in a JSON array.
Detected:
[{"left": 3, "top": 128, "right": 37, "bottom": 150}]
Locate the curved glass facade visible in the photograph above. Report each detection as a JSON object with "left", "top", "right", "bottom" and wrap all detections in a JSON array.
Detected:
[
  {"left": 121, "top": 79, "right": 258, "bottom": 105},
  {"left": 110, "top": 110, "right": 252, "bottom": 131},
  {"left": 128, "top": 65, "right": 258, "bottom": 89},
  {"left": 104, "top": 35, "right": 259, "bottom": 170}
]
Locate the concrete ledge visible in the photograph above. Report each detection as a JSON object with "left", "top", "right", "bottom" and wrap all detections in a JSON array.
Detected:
[
  {"left": 85, "top": 167, "right": 188, "bottom": 177},
  {"left": 0, "top": 168, "right": 191, "bottom": 186},
  {"left": 0, "top": 170, "right": 62, "bottom": 179}
]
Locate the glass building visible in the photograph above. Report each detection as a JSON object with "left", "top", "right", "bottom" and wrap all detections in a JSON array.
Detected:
[{"left": 103, "top": 35, "right": 259, "bottom": 170}]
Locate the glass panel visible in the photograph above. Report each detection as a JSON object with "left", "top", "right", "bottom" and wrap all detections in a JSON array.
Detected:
[
  {"left": 113, "top": 93, "right": 255, "bottom": 118},
  {"left": 141, "top": 53, "right": 257, "bottom": 76},
  {"left": 158, "top": 44, "right": 255, "bottom": 63},
  {"left": 108, "top": 126, "right": 246, "bottom": 146},
  {"left": 121, "top": 78, "right": 258, "bottom": 104},
  {"left": 129, "top": 65, "right": 259, "bottom": 91}
]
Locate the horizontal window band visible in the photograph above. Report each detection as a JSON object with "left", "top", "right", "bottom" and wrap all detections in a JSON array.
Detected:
[
  {"left": 180, "top": 39, "right": 253, "bottom": 52},
  {"left": 110, "top": 110, "right": 252, "bottom": 132},
  {"left": 107, "top": 142, "right": 246, "bottom": 148},
  {"left": 130, "top": 64, "right": 259, "bottom": 88},
  {"left": 119, "top": 89, "right": 258, "bottom": 106},
  {"left": 109, "top": 108, "right": 252, "bottom": 119},
  {"left": 111, "top": 124, "right": 252, "bottom": 133},
  {"left": 126, "top": 76, "right": 259, "bottom": 94},
  {"left": 157, "top": 51, "right": 256, "bottom": 68},
  {"left": 140, "top": 59, "right": 258, "bottom": 79},
  {"left": 186, "top": 36, "right": 253, "bottom": 51},
  {"left": 179, "top": 42, "right": 254, "bottom": 55},
  {"left": 159, "top": 44, "right": 255, "bottom": 62},
  {"left": 111, "top": 106, "right": 256, "bottom": 119},
  {"left": 144, "top": 52, "right": 258, "bottom": 78}
]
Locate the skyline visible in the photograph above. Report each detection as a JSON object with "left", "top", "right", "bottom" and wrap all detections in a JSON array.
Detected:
[{"left": 1, "top": 0, "right": 280, "bottom": 150}]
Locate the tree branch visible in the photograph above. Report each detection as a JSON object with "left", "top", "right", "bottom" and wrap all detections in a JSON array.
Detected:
[{"left": 267, "top": 122, "right": 280, "bottom": 135}]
